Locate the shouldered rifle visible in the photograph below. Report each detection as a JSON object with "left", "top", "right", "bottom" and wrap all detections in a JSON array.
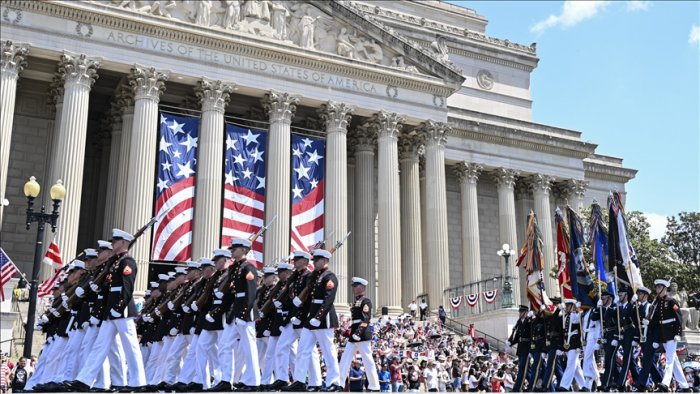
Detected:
[
  {"left": 194, "top": 269, "right": 225, "bottom": 312},
  {"left": 296, "top": 232, "right": 351, "bottom": 304},
  {"left": 155, "top": 282, "right": 188, "bottom": 317}
]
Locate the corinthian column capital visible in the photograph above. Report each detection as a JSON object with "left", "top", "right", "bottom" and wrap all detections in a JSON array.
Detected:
[
  {"left": 571, "top": 179, "right": 588, "bottom": 198},
  {"left": 129, "top": 64, "right": 169, "bottom": 102},
  {"left": 1, "top": 41, "right": 29, "bottom": 78},
  {"left": 453, "top": 162, "right": 483, "bottom": 185},
  {"left": 529, "top": 174, "right": 555, "bottom": 194},
  {"left": 370, "top": 110, "right": 404, "bottom": 139},
  {"left": 418, "top": 119, "right": 449, "bottom": 147},
  {"left": 398, "top": 132, "right": 422, "bottom": 162},
  {"left": 494, "top": 168, "right": 519, "bottom": 189},
  {"left": 318, "top": 100, "right": 354, "bottom": 132},
  {"left": 351, "top": 123, "right": 377, "bottom": 152},
  {"left": 196, "top": 77, "right": 235, "bottom": 113},
  {"left": 115, "top": 83, "right": 135, "bottom": 111},
  {"left": 58, "top": 52, "right": 101, "bottom": 88},
  {"left": 261, "top": 90, "right": 300, "bottom": 123},
  {"left": 47, "top": 73, "right": 65, "bottom": 107}
]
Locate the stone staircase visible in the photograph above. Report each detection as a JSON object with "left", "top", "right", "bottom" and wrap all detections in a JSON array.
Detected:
[{"left": 10, "top": 299, "right": 45, "bottom": 357}]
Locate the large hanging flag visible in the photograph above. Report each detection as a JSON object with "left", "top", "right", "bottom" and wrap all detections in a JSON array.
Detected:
[
  {"left": 567, "top": 206, "right": 597, "bottom": 307},
  {"left": 554, "top": 208, "right": 573, "bottom": 300},
  {"left": 0, "top": 248, "right": 19, "bottom": 301},
  {"left": 290, "top": 134, "right": 325, "bottom": 253},
  {"left": 221, "top": 124, "right": 268, "bottom": 267},
  {"left": 516, "top": 211, "right": 555, "bottom": 312},
  {"left": 43, "top": 238, "right": 62, "bottom": 270},
  {"left": 38, "top": 241, "right": 66, "bottom": 298},
  {"left": 151, "top": 113, "right": 199, "bottom": 262},
  {"left": 608, "top": 191, "right": 644, "bottom": 291},
  {"left": 590, "top": 202, "right": 614, "bottom": 297}
]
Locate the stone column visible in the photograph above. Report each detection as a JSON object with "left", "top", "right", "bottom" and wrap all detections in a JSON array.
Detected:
[
  {"left": 0, "top": 41, "right": 29, "bottom": 228},
  {"left": 453, "top": 162, "right": 483, "bottom": 285},
  {"left": 373, "top": 111, "right": 404, "bottom": 315},
  {"left": 419, "top": 120, "right": 450, "bottom": 311},
  {"left": 192, "top": 78, "right": 235, "bottom": 258},
  {"left": 51, "top": 52, "right": 101, "bottom": 257},
  {"left": 419, "top": 159, "right": 429, "bottom": 300},
  {"left": 572, "top": 179, "right": 588, "bottom": 212},
  {"left": 347, "top": 146, "right": 356, "bottom": 283},
  {"left": 123, "top": 65, "right": 169, "bottom": 293},
  {"left": 495, "top": 168, "right": 521, "bottom": 305},
  {"left": 353, "top": 125, "right": 377, "bottom": 308},
  {"left": 102, "top": 103, "right": 123, "bottom": 236},
  {"left": 112, "top": 84, "right": 135, "bottom": 229},
  {"left": 261, "top": 91, "right": 299, "bottom": 264},
  {"left": 530, "top": 174, "right": 558, "bottom": 295},
  {"left": 399, "top": 134, "right": 423, "bottom": 310},
  {"left": 318, "top": 101, "right": 354, "bottom": 308}
]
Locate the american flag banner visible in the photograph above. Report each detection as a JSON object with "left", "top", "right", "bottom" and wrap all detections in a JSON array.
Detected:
[
  {"left": 221, "top": 124, "right": 267, "bottom": 267},
  {"left": 0, "top": 248, "right": 19, "bottom": 301},
  {"left": 290, "top": 134, "right": 325, "bottom": 253},
  {"left": 151, "top": 112, "right": 200, "bottom": 262}
]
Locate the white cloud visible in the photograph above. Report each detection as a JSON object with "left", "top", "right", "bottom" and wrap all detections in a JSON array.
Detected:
[
  {"left": 690, "top": 25, "right": 700, "bottom": 46},
  {"left": 643, "top": 212, "right": 668, "bottom": 241},
  {"left": 626, "top": 1, "right": 651, "bottom": 12},
  {"left": 531, "top": 1, "right": 609, "bottom": 34}
]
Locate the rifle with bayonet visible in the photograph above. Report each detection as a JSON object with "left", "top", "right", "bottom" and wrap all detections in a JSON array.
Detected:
[{"left": 294, "top": 231, "right": 351, "bottom": 307}]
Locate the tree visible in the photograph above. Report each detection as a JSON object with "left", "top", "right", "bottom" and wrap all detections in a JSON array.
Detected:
[{"left": 663, "top": 212, "right": 700, "bottom": 268}]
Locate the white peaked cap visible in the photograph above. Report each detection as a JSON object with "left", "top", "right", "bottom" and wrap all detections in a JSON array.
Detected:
[
  {"left": 313, "top": 249, "right": 332, "bottom": 259},
  {"left": 351, "top": 277, "right": 369, "bottom": 286},
  {"left": 213, "top": 249, "right": 232, "bottom": 258},
  {"left": 277, "top": 262, "right": 294, "bottom": 271},
  {"left": 654, "top": 279, "right": 671, "bottom": 288},
  {"left": 158, "top": 273, "right": 170, "bottom": 281},
  {"left": 292, "top": 251, "right": 312, "bottom": 260},
  {"left": 149, "top": 281, "right": 159, "bottom": 289},
  {"left": 97, "top": 240, "right": 113, "bottom": 250},
  {"left": 111, "top": 228, "right": 134, "bottom": 242},
  {"left": 199, "top": 258, "right": 214, "bottom": 267},
  {"left": 174, "top": 267, "right": 187, "bottom": 274},
  {"left": 84, "top": 248, "right": 98, "bottom": 258},
  {"left": 187, "top": 261, "right": 201, "bottom": 269},
  {"left": 230, "top": 238, "right": 252, "bottom": 248},
  {"left": 263, "top": 267, "right": 277, "bottom": 275}
]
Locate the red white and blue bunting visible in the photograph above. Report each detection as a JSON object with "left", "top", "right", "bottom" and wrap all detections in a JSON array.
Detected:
[
  {"left": 466, "top": 293, "right": 479, "bottom": 307},
  {"left": 483, "top": 289, "right": 498, "bottom": 304},
  {"left": 448, "top": 289, "right": 500, "bottom": 310},
  {"left": 449, "top": 296, "right": 463, "bottom": 310}
]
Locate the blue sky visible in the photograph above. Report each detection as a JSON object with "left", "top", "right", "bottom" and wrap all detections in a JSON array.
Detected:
[{"left": 449, "top": 1, "right": 699, "bottom": 238}]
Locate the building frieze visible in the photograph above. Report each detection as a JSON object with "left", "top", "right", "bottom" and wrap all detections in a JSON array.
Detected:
[
  {"left": 5, "top": 0, "right": 458, "bottom": 99},
  {"left": 583, "top": 157, "right": 637, "bottom": 183}
]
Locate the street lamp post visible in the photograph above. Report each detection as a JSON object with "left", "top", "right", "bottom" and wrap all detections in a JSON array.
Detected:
[
  {"left": 497, "top": 243, "right": 513, "bottom": 309},
  {"left": 23, "top": 176, "right": 65, "bottom": 358}
]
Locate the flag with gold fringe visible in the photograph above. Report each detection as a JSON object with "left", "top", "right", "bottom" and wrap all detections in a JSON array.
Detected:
[
  {"left": 555, "top": 207, "right": 573, "bottom": 300},
  {"left": 516, "top": 211, "right": 555, "bottom": 312}
]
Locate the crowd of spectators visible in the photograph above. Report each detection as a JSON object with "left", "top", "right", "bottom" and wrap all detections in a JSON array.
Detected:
[{"left": 1, "top": 354, "right": 34, "bottom": 393}]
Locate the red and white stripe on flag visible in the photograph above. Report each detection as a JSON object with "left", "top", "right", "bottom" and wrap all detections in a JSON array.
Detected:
[
  {"left": 43, "top": 240, "right": 63, "bottom": 270},
  {"left": 151, "top": 113, "right": 200, "bottom": 262},
  {"left": 221, "top": 124, "right": 268, "bottom": 268},
  {"left": 0, "top": 248, "right": 18, "bottom": 301},
  {"left": 290, "top": 134, "right": 325, "bottom": 254},
  {"left": 37, "top": 269, "right": 64, "bottom": 298}
]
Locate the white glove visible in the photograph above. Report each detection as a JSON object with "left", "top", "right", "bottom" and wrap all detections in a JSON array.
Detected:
[
  {"left": 39, "top": 314, "right": 49, "bottom": 324},
  {"left": 182, "top": 305, "right": 191, "bottom": 313},
  {"left": 352, "top": 334, "right": 361, "bottom": 341},
  {"left": 309, "top": 318, "right": 321, "bottom": 327},
  {"left": 594, "top": 343, "right": 601, "bottom": 351},
  {"left": 290, "top": 316, "right": 301, "bottom": 325},
  {"left": 293, "top": 296, "right": 302, "bottom": 307},
  {"left": 576, "top": 302, "right": 582, "bottom": 308},
  {"left": 143, "top": 314, "right": 153, "bottom": 323},
  {"left": 263, "top": 329, "right": 271, "bottom": 337},
  {"left": 90, "top": 282, "right": 99, "bottom": 293},
  {"left": 81, "top": 321, "right": 90, "bottom": 330},
  {"left": 556, "top": 350, "right": 564, "bottom": 356},
  {"left": 505, "top": 341, "right": 511, "bottom": 347},
  {"left": 89, "top": 316, "right": 99, "bottom": 326},
  {"left": 205, "top": 314, "right": 215, "bottom": 323},
  {"left": 235, "top": 318, "right": 246, "bottom": 325},
  {"left": 614, "top": 295, "right": 620, "bottom": 303},
  {"left": 214, "top": 290, "right": 224, "bottom": 299},
  {"left": 674, "top": 335, "right": 681, "bottom": 341},
  {"left": 540, "top": 304, "right": 546, "bottom": 311},
  {"left": 190, "top": 327, "right": 195, "bottom": 335},
  {"left": 611, "top": 339, "right": 618, "bottom": 347},
  {"left": 51, "top": 308, "right": 60, "bottom": 317},
  {"left": 62, "top": 300, "right": 69, "bottom": 309},
  {"left": 558, "top": 304, "right": 565, "bottom": 311},
  {"left": 35, "top": 323, "right": 43, "bottom": 330},
  {"left": 652, "top": 342, "right": 660, "bottom": 349},
  {"left": 76, "top": 287, "right": 85, "bottom": 298},
  {"left": 273, "top": 300, "right": 283, "bottom": 308},
  {"left": 631, "top": 294, "right": 638, "bottom": 303},
  {"left": 527, "top": 311, "right": 534, "bottom": 318},
  {"left": 597, "top": 300, "right": 603, "bottom": 308},
  {"left": 110, "top": 308, "right": 121, "bottom": 318},
  {"left": 154, "top": 308, "right": 162, "bottom": 317},
  {"left": 167, "top": 301, "right": 175, "bottom": 311},
  {"left": 642, "top": 318, "right": 650, "bottom": 326},
  {"left": 169, "top": 327, "right": 178, "bottom": 336},
  {"left": 191, "top": 302, "right": 198, "bottom": 312},
  {"left": 47, "top": 336, "right": 53, "bottom": 344},
  {"left": 632, "top": 341, "right": 638, "bottom": 347},
  {"left": 61, "top": 293, "right": 69, "bottom": 302}
]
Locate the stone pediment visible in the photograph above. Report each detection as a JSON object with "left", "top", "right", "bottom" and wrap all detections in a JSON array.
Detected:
[{"left": 93, "top": 0, "right": 464, "bottom": 89}]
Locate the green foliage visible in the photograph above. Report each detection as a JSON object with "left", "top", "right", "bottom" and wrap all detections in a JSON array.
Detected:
[{"left": 662, "top": 212, "right": 700, "bottom": 267}]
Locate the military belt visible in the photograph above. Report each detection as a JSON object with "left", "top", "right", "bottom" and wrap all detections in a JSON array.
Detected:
[
  {"left": 235, "top": 292, "right": 245, "bottom": 298},
  {"left": 312, "top": 299, "right": 323, "bottom": 304},
  {"left": 110, "top": 286, "right": 122, "bottom": 292},
  {"left": 352, "top": 319, "right": 362, "bottom": 323},
  {"left": 661, "top": 318, "right": 675, "bottom": 325}
]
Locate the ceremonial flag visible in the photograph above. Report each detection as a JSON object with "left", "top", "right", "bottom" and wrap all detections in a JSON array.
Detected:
[
  {"left": 567, "top": 206, "right": 597, "bottom": 307},
  {"left": 555, "top": 207, "right": 573, "bottom": 300},
  {"left": 0, "top": 248, "right": 19, "bottom": 301},
  {"left": 608, "top": 192, "right": 644, "bottom": 291},
  {"left": 290, "top": 134, "right": 325, "bottom": 253},
  {"left": 42, "top": 238, "right": 62, "bottom": 270},
  {"left": 221, "top": 124, "right": 267, "bottom": 267},
  {"left": 516, "top": 211, "right": 555, "bottom": 312},
  {"left": 590, "top": 202, "right": 615, "bottom": 297},
  {"left": 152, "top": 113, "right": 199, "bottom": 262}
]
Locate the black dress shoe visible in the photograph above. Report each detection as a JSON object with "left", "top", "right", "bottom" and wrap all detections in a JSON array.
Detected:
[
  {"left": 233, "top": 382, "right": 245, "bottom": 389},
  {"left": 117, "top": 386, "right": 136, "bottom": 393},
  {"left": 170, "top": 382, "right": 188, "bottom": 392},
  {"left": 236, "top": 385, "right": 259, "bottom": 392},
  {"left": 65, "top": 380, "right": 92, "bottom": 392},
  {"left": 322, "top": 384, "right": 344, "bottom": 392},
  {"left": 654, "top": 384, "right": 670, "bottom": 393},
  {"left": 184, "top": 383, "right": 203, "bottom": 392},
  {"left": 281, "top": 381, "right": 307, "bottom": 392},
  {"left": 268, "top": 380, "right": 288, "bottom": 391},
  {"left": 556, "top": 387, "right": 571, "bottom": 392},
  {"left": 205, "top": 381, "right": 231, "bottom": 392},
  {"left": 307, "top": 386, "right": 322, "bottom": 392}
]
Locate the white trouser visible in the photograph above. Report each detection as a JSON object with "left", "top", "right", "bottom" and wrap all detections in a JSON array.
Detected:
[
  {"left": 24, "top": 338, "right": 54, "bottom": 390},
  {"left": 274, "top": 324, "right": 320, "bottom": 385},
  {"left": 145, "top": 341, "right": 162, "bottom": 384},
  {"left": 45, "top": 336, "right": 68, "bottom": 383},
  {"left": 62, "top": 328, "right": 86, "bottom": 381},
  {"left": 140, "top": 343, "right": 151, "bottom": 367},
  {"left": 293, "top": 328, "right": 340, "bottom": 387},
  {"left": 76, "top": 318, "right": 146, "bottom": 388},
  {"left": 220, "top": 319, "right": 260, "bottom": 386},
  {"left": 178, "top": 334, "right": 199, "bottom": 383},
  {"left": 257, "top": 337, "right": 268, "bottom": 373},
  {"left": 219, "top": 320, "right": 237, "bottom": 384},
  {"left": 154, "top": 336, "right": 174, "bottom": 383},
  {"left": 339, "top": 341, "right": 380, "bottom": 390},
  {"left": 108, "top": 335, "right": 127, "bottom": 387},
  {"left": 195, "top": 329, "right": 220, "bottom": 389},
  {"left": 582, "top": 322, "right": 601, "bottom": 389},
  {"left": 79, "top": 325, "right": 111, "bottom": 389},
  {"left": 262, "top": 336, "right": 278, "bottom": 385},
  {"left": 662, "top": 339, "right": 689, "bottom": 388},
  {"left": 234, "top": 338, "right": 245, "bottom": 382},
  {"left": 559, "top": 348, "right": 585, "bottom": 389},
  {"left": 163, "top": 334, "right": 190, "bottom": 384}
]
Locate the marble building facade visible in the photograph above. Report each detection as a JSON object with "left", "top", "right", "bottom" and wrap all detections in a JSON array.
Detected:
[{"left": 0, "top": 0, "right": 636, "bottom": 317}]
